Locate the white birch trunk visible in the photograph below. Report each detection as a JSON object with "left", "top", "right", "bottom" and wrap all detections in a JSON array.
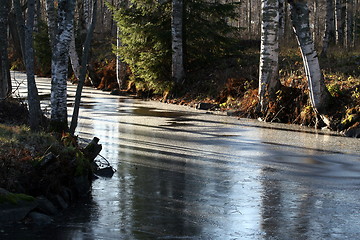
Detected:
[
  {"left": 258, "top": 0, "right": 281, "bottom": 112},
  {"left": 49, "top": 0, "right": 75, "bottom": 130},
  {"left": 45, "top": 0, "right": 56, "bottom": 50},
  {"left": 172, "top": 0, "right": 185, "bottom": 84},
  {"left": 116, "top": 25, "right": 122, "bottom": 89},
  {"left": 321, "top": 0, "right": 335, "bottom": 57},
  {"left": 84, "top": 0, "right": 91, "bottom": 25},
  {"left": 289, "top": 0, "right": 331, "bottom": 114},
  {"left": 345, "top": 0, "right": 354, "bottom": 48},
  {"left": 279, "top": 0, "right": 285, "bottom": 37},
  {"left": 335, "top": 0, "right": 345, "bottom": 45}
]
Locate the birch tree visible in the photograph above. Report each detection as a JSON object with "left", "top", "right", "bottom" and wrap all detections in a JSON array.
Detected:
[
  {"left": 335, "top": 0, "right": 345, "bottom": 46},
  {"left": 172, "top": 0, "right": 185, "bottom": 85},
  {"left": 288, "top": 0, "right": 331, "bottom": 115},
  {"left": 278, "top": 0, "right": 285, "bottom": 37},
  {"left": 116, "top": 25, "right": 123, "bottom": 89},
  {"left": 47, "top": 0, "right": 75, "bottom": 131},
  {"left": 258, "top": 0, "right": 281, "bottom": 113},
  {"left": 321, "top": 0, "right": 335, "bottom": 57},
  {"left": 25, "top": 0, "right": 42, "bottom": 130},
  {"left": 0, "top": 0, "right": 10, "bottom": 100},
  {"left": 345, "top": 0, "right": 354, "bottom": 48}
]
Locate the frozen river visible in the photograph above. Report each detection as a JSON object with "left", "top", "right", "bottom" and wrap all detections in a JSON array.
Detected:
[{"left": 1, "top": 72, "right": 360, "bottom": 239}]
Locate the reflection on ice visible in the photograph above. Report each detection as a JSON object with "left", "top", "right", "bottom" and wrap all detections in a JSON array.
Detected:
[{"left": 4, "top": 71, "right": 360, "bottom": 240}]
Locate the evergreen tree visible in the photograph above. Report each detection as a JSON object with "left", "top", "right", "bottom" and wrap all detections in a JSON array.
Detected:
[{"left": 108, "top": 0, "right": 240, "bottom": 94}]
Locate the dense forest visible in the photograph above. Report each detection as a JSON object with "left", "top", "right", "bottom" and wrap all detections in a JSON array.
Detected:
[{"left": 0, "top": 0, "right": 359, "bottom": 137}]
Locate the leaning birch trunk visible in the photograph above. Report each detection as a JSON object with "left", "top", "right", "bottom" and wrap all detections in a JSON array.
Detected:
[
  {"left": 258, "top": 0, "right": 281, "bottom": 113},
  {"left": 69, "top": 27, "right": 81, "bottom": 81},
  {"left": 70, "top": 0, "right": 97, "bottom": 135},
  {"left": 0, "top": 0, "right": 10, "bottom": 100},
  {"left": 50, "top": 0, "right": 75, "bottom": 131},
  {"left": 171, "top": 0, "right": 185, "bottom": 85},
  {"left": 289, "top": 0, "right": 331, "bottom": 115},
  {"left": 321, "top": 0, "right": 335, "bottom": 57},
  {"left": 25, "top": 0, "right": 42, "bottom": 131}
]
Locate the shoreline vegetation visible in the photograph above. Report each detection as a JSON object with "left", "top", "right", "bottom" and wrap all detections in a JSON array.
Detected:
[
  {"left": 76, "top": 43, "right": 359, "bottom": 138},
  {"left": 0, "top": 103, "right": 105, "bottom": 225}
]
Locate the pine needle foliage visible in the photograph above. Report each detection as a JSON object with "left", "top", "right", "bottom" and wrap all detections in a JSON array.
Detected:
[{"left": 107, "top": 0, "right": 240, "bottom": 94}]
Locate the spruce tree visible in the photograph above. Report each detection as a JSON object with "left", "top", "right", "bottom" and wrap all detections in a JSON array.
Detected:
[{"left": 108, "top": 0, "right": 240, "bottom": 94}]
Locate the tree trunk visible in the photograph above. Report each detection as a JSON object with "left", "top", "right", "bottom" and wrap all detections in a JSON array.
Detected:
[
  {"left": 70, "top": 0, "right": 97, "bottom": 135},
  {"left": 49, "top": 0, "right": 75, "bottom": 132},
  {"left": 45, "top": 0, "right": 56, "bottom": 50},
  {"left": 248, "top": 0, "right": 252, "bottom": 38},
  {"left": 335, "top": 0, "right": 345, "bottom": 46},
  {"left": 258, "top": 0, "right": 281, "bottom": 113},
  {"left": 116, "top": 25, "right": 123, "bottom": 90},
  {"left": 312, "top": 0, "right": 320, "bottom": 44},
  {"left": 13, "top": 0, "right": 26, "bottom": 66},
  {"left": 0, "top": 0, "right": 10, "bottom": 100},
  {"left": 289, "top": 0, "right": 331, "bottom": 115},
  {"left": 69, "top": 26, "right": 81, "bottom": 81},
  {"left": 171, "top": 0, "right": 185, "bottom": 85},
  {"left": 25, "top": 0, "right": 42, "bottom": 131},
  {"left": 279, "top": 0, "right": 285, "bottom": 38},
  {"left": 84, "top": 0, "right": 91, "bottom": 25},
  {"left": 8, "top": 12, "right": 23, "bottom": 69},
  {"left": 345, "top": 0, "right": 354, "bottom": 48},
  {"left": 321, "top": 0, "right": 335, "bottom": 57}
]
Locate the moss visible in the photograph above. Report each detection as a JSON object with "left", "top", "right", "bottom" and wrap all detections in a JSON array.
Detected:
[{"left": 0, "top": 193, "right": 35, "bottom": 205}]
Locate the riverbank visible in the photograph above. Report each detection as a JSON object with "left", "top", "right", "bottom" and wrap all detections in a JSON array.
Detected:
[
  {"left": 80, "top": 45, "right": 359, "bottom": 138},
  {"left": 0, "top": 100, "right": 98, "bottom": 225}
]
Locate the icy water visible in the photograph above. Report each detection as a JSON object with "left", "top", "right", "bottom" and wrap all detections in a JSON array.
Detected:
[{"left": 1, "top": 72, "right": 360, "bottom": 239}]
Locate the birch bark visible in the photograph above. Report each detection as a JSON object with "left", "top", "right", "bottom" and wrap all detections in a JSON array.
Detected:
[
  {"left": 321, "top": 0, "right": 335, "bottom": 57},
  {"left": 49, "top": 0, "right": 75, "bottom": 131},
  {"left": 345, "top": 0, "right": 354, "bottom": 48},
  {"left": 335, "top": 0, "right": 345, "bottom": 46},
  {"left": 45, "top": 0, "right": 56, "bottom": 50},
  {"left": 289, "top": 0, "right": 331, "bottom": 114},
  {"left": 279, "top": 0, "right": 285, "bottom": 38},
  {"left": 116, "top": 25, "right": 123, "bottom": 89},
  {"left": 258, "top": 0, "right": 281, "bottom": 112},
  {"left": 172, "top": 0, "right": 185, "bottom": 84}
]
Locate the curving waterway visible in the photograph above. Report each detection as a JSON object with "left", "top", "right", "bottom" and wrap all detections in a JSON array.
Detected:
[{"left": 1, "top": 72, "right": 360, "bottom": 239}]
